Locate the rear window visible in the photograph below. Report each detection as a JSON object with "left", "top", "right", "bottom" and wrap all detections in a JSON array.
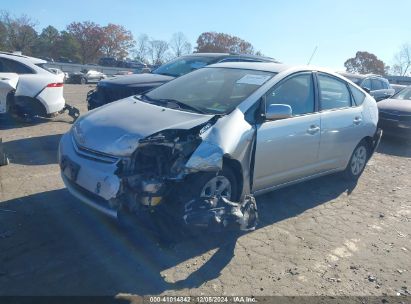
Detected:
[
  {"left": 371, "top": 79, "right": 384, "bottom": 90},
  {"left": 153, "top": 56, "right": 218, "bottom": 77}
]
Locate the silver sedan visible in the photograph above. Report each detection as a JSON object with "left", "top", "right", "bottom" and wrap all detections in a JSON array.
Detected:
[{"left": 58, "top": 62, "right": 381, "bottom": 221}]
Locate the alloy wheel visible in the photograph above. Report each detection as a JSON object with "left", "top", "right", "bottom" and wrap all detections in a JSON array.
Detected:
[
  {"left": 200, "top": 176, "right": 232, "bottom": 199},
  {"left": 350, "top": 146, "right": 367, "bottom": 176}
]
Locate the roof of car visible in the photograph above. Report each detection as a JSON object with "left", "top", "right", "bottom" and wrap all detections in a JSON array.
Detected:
[
  {"left": 206, "top": 61, "right": 296, "bottom": 73},
  {"left": 0, "top": 52, "right": 46, "bottom": 65},
  {"left": 338, "top": 71, "right": 387, "bottom": 80},
  {"left": 183, "top": 52, "right": 278, "bottom": 62}
]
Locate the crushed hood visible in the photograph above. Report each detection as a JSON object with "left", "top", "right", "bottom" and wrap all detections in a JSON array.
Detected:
[
  {"left": 73, "top": 97, "right": 214, "bottom": 157},
  {"left": 378, "top": 98, "right": 411, "bottom": 113}
]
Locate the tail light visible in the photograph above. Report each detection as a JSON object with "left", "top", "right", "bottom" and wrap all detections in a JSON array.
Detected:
[{"left": 46, "top": 83, "right": 64, "bottom": 88}]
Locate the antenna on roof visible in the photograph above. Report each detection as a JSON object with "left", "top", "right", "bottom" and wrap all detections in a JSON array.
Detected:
[{"left": 307, "top": 46, "right": 318, "bottom": 65}]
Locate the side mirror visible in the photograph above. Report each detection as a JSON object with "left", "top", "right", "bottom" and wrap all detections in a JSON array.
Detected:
[
  {"left": 265, "top": 104, "right": 292, "bottom": 120},
  {"left": 362, "top": 87, "right": 371, "bottom": 93}
]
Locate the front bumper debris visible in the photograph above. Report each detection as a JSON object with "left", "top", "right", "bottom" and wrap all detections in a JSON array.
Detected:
[{"left": 183, "top": 195, "right": 258, "bottom": 232}]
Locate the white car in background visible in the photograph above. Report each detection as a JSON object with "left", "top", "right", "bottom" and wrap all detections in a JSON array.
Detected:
[
  {"left": 48, "top": 67, "right": 67, "bottom": 83},
  {"left": 0, "top": 52, "right": 65, "bottom": 119}
]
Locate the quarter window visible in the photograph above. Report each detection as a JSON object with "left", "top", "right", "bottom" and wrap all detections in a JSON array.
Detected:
[
  {"left": 318, "top": 74, "right": 351, "bottom": 110},
  {"left": 349, "top": 84, "right": 366, "bottom": 106},
  {"left": 265, "top": 73, "right": 315, "bottom": 116}
]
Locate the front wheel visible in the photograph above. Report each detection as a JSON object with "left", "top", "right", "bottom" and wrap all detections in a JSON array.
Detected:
[
  {"left": 184, "top": 166, "right": 239, "bottom": 202},
  {"left": 343, "top": 140, "right": 369, "bottom": 181}
]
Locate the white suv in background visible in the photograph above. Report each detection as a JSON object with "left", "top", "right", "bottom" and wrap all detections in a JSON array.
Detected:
[{"left": 0, "top": 52, "right": 65, "bottom": 119}]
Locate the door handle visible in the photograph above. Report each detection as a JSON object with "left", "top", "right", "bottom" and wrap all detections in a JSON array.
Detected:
[
  {"left": 307, "top": 125, "right": 320, "bottom": 135},
  {"left": 353, "top": 116, "right": 362, "bottom": 125}
]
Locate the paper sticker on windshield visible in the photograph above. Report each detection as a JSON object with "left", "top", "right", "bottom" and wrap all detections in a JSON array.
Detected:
[
  {"left": 190, "top": 61, "right": 207, "bottom": 69},
  {"left": 236, "top": 74, "right": 271, "bottom": 85}
]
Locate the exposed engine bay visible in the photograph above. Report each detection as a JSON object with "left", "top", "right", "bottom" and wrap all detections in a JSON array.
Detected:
[{"left": 117, "top": 127, "right": 203, "bottom": 210}]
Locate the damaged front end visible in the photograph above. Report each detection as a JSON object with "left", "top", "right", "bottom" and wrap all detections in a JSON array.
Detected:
[
  {"left": 115, "top": 125, "right": 211, "bottom": 212},
  {"left": 61, "top": 109, "right": 259, "bottom": 233}
]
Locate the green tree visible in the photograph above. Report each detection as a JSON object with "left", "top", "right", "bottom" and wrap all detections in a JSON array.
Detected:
[
  {"left": 0, "top": 21, "right": 7, "bottom": 51},
  {"left": 33, "top": 25, "right": 60, "bottom": 59},
  {"left": 55, "top": 31, "right": 81, "bottom": 62},
  {"left": 344, "top": 51, "right": 387, "bottom": 75},
  {"left": 196, "top": 32, "right": 254, "bottom": 54}
]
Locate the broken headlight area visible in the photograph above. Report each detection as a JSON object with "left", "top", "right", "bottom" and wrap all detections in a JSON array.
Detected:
[
  {"left": 115, "top": 128, "right": 205, "bottom": 211},
  {"left": 183, "top": 195, "right": 258, "bottom": 232}
]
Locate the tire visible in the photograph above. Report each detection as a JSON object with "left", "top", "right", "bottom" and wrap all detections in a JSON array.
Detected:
[
  {"left": 343, "top": 140, "right": 369, "bottom": 181},
  {"left": 182, "top": 166, "right": 239, "bottom": 202}
]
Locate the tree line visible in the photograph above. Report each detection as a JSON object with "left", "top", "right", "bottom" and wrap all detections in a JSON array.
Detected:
[
  {"left": 1, "top": 10, "right": 409, "bottom": 75},
  {"left": 0, "top": 11, "right": 262, "bottom": 66}
]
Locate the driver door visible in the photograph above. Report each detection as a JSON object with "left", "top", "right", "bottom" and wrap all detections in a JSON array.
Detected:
[{"left": 253, "top": 72, "right": 321, "bottom": 192}]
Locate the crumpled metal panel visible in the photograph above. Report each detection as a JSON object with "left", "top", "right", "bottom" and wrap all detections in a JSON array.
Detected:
[{"left": 184, "top": 141, "right": 224, "bottom": 173}]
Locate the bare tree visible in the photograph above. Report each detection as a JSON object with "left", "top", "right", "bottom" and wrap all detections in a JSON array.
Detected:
[
  {"left": 0, "top": 11, "right": 38, "bottom": 54},
  {"left": 169, "top": 32, "right": 191, "bottom": 58},
  {"left": 133, "top": 34, "right": 150, "bottom": 63},
  {"left": 392, "top": 44, "right": 411, "bottom": 76},
  {"left": 148, "top": 40, "right": 169, "bottom": 65}
]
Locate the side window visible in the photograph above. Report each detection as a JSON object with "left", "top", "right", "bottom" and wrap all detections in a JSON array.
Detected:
[
  {"left": 362, "top": 79, "right": 371, "bottom": 90},
  {"left": 349, "top": 84, "right": 366, "bottom": 106},
  {"left": 0, "top": 58, "right": 34, "bottom": 74},
  {"left": 317, "top": 74, "right": 351, "bottom": 110},
  {"left": 381, "top": 80, "right": 389, "bottom": 89},
  {"left": 371, "top": 79, "right": 384, "bottom": 90},
  {"left": 0, "top": 59, "right": 5, "bottom": 72},
  {"left": 265, "top": 73, "right": 314, "bottom": 116}
]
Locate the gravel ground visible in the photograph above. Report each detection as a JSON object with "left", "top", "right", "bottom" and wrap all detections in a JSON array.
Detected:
[{"left": 0, "top": 84, "right": 410, "bottom": 297}]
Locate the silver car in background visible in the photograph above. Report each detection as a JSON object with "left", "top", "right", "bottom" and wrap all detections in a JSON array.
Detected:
[{"left": 58, "top": 62, "right": 381, "bottom": 222}]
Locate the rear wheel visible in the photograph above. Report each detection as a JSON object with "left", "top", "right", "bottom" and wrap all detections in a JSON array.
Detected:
[{"left": 344, "top": 140, "right": 369, "bottom": 181}]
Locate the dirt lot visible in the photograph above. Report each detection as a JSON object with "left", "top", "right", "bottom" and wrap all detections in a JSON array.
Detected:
[{"left": 0, "top": 84, "right": 410, "bottom": 297}]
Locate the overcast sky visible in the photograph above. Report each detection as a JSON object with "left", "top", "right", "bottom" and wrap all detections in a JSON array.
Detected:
[{"left": 3, "top": 0, "right": 410, "bottom": 69}]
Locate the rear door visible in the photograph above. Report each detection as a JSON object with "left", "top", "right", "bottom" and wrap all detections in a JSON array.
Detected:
[
  {"left": 316, "top": 72, "right": 365, "bottom": 170},
  {"left": 253, "top": 72, "right": 321, "bottom": 191},
  {"left": 0, "top": 59, "right": 19, "bottom": 113}
]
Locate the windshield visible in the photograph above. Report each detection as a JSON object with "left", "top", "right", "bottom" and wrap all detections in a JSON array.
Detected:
[
  {"left": 144, "top": 67, "right": 275, "bottom": 114},
  {"left": 392, "top": 86, "right": 411, "bottom": 100},
  {"left": 153, "top": 56, "right": 219, "bottom": 77}
]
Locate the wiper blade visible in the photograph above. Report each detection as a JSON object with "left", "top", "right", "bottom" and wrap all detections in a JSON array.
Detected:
[
  {"left": 138, "top": 95, "right": 206, "bottom": 114},
  {"left": 160, "top": 98, "right": 206, "bottom": 114}
]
